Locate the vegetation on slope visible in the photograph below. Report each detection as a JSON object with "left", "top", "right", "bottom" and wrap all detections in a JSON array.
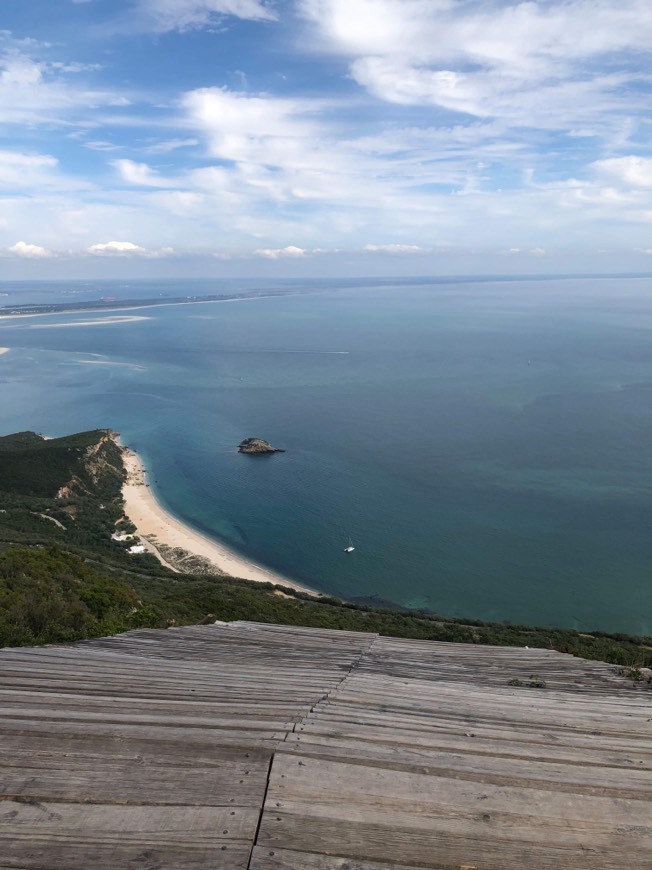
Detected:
[
  {"left": 0, "top": 429, "right": 651, "bottom": 668},
  {"left": 1, "top": 546, "right": 651, "bottom": 666},
  {"left": 0, "top": 429, "right": 168, "bottom": 573}
]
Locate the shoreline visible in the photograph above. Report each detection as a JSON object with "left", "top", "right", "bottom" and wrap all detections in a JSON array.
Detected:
[
  {"left": 117, "top": 436, "right": 317, "bottom": 596},
  {"left": 0, "top": 293, "right": 304, "bottom": 323}
]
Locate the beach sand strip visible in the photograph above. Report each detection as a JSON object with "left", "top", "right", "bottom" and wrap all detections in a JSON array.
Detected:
[{"left": 119, "top": 439, "right": 316, "bottom": 595}]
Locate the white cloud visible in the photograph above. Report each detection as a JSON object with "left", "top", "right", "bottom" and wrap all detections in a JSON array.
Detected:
[
  {"left": 255, "top": 245, "right": 307, "bottom": 258},
  {"left": 83, "top": 140, "right": 122, "bottom": 152},
  {"left": 349, "top": 60, "right": 644, "bottom": 136},
  {"left": 0, "top": 37, "right": 130, "bottom": 126},
  {"left": 134, "top": 0, "right": 277, "bottom": 32},
  {"left": 183, "top": 86, "right": 446, "bottom": 212},
  {"left": 143, "top": 137, "right": 199, "bottom": 153},
  {"left": 301, "top": 0, "right": 652, "bottom": 65},
  {"left": 183, "top": 88, "right": 318, "bottom": 167},
  {"left": 364, "top": 244, "right": 427, "bottom": 254},
  {"left": 182, "top": 87, "right": 396, "bottom": 211},
  {"left": 0, "top": 149, "right": 57, "bottom": 180},
  {"left": 301, "top": 1, "right": 651, "bottom": 136},
  {"left": 8, "top": 241, "right": 55, "bottom": 259},
  {"left": 0, "top": 148, "right": 96, "bottom": 195},
  {"left": 112, "top": 159, "right": 170, "bottom": 187},
  {"left": 592, "top": 156, "right": 652, "bottom": 189},
  {"left": 88, "top": 240, "right": 144, "bottom": 255},
  {"left": 87, "top": 240, "right": 174, "bottom": 257},
  {"left": 299, "top": 0, "right": 448, "bottom": 58}
]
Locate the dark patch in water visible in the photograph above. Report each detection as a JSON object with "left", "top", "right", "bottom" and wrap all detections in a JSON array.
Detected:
[{"left": 233, "top": 523, "right": 250, "bottom": 545}]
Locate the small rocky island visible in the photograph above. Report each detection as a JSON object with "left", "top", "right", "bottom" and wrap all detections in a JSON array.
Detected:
[{"left": 238, "top": 438, "right": 285, "bottom": 455}]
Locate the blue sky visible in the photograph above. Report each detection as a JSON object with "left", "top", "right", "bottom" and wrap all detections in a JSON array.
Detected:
[{"left": 1, "top": 0, "right": 651, "bottom": 277}]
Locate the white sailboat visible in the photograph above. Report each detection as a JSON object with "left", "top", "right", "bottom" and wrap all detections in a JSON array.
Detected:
[{"left": 344, "top": 537, "right": 355, "bottom": 553}]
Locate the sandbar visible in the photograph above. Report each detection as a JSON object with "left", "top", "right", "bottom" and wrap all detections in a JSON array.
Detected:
[
  {"left": 118, "top": 437, "right": 316, "bottom": 595},
  {"left": 76, "top": 359, "right": 146, "bottom": 369},
  {"left": 29, "top": 315, "right": 149, "bottom": 328}
]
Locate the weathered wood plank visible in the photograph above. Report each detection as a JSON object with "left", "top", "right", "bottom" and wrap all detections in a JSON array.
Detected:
[
  {"left": 0, "top": 798, "right": 257, "bottom": 866},
  {"left": 0, "top": 690, "right": 302, "bottom": 719},
  {"left": 287, "top": 727, "right": 652, "bottom": 771},
  {"left": 0, "top": 839, "right": 250, "bottom": 869},
  {"left": 257, "top": 751, "right": 652, "bottom": 868},
  {"left": 264, "top": 752, "right": 652, "bottom": 824},
  {"left": 0, "top": 708, "right": 295, "bottom": 733},
  {"left": 0, "top": 734, "right": 269, "bottom": 770},
  {"left": 0, "top": 801, "right": 258, "bottom": 841},
  {"left": 257, "top": 812, "right": 652, "bottom": 869},
  {"left": 0, "top": 719, "right": 288, "bottom": 748},
  {"left": 0, "top": 756, "right": 269, "bottom": 806},
  {"left": 277, "top": 741, "right": 652, "bottom": 800},
  {"left": 249, "top": 845, "right": 429, "bottom": 869}
]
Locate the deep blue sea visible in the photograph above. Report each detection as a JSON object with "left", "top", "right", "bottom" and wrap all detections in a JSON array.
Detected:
[{"left": 1, "top": 276, "right": 651, "bottom": 635}]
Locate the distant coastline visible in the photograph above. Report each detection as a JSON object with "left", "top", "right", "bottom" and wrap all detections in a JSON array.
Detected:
[
  {"left": 4, "top": 271, "right": 652, "bottom": 321},
  {"left": 116, "top": 435, "right": 317, "bottom": 595},
  {"left": 0, "top": 289, "right": 304, "bottom": 320}
]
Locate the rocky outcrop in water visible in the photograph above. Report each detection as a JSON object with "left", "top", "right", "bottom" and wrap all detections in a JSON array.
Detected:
[{"left": 238, "top": 438, "right": 285, "bottom": 455}]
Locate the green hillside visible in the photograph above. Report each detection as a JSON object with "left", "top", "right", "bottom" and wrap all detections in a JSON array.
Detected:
[
  {"left": 0, "top": 429, "right": 163, "bottom": 572},
  {"left": 0, "top": 429, "right": 650, "bottom": 670}
]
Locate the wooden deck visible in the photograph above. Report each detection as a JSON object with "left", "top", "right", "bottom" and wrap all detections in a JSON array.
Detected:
[{"left": 1, "top": 622, "right": 650, "bottom": 868}]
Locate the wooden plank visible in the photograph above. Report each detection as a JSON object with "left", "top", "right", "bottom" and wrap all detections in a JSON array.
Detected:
[
  {"left": 0, "top": 800, "right": 257, "bottom": 837},
  {"left": 264, "top": 753, "right": 652, "bottom": 826},
  {"left": 0, "top": 707, "right": 295, "bottom": 733},
  {"left": 257, "top": 812, "right": 652, "bottom": 869},
  {"left": 0, "top": 719, "right": 288, "bottom": 748},
  {"left": 0, "top": 839, "right": 250, "bottom": 869},
  {"left": 249, "top": 845, "right": 430, "bottom": 869},
  {"left": 0, "top": 690, "right": 303, "bottom": 719},
  {"left": 0, "top": 757, "right": 270, "bottom": 806},
  {"left": 256, "top": 753, "right": 652, "bottom": 868},
  {"left": 320, "top": 695, "right": 651, "bottom": 736},
  {"left": 0, "top": 734, "right": 270, "bottom": 771},
  {"left": 277, "top": 740, "right": 652, "bottom": 799},
  {"left": 303, "top": 705, "right": 652, "bottom": 754},
  {"left": 309, "top": 689, "right": 652, "bottom": 719},
  {"left": 289, "top": 724, "right": 652, "bottom": 769}
]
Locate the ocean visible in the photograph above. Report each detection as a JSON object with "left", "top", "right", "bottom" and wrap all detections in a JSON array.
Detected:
[{"left": 1, "top": 276, "right": 651, "bottom": 635}]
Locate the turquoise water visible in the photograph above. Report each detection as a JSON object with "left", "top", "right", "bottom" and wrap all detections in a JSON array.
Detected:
[{"left": 1, "top": 277, "right": 651, "bottom": 634}]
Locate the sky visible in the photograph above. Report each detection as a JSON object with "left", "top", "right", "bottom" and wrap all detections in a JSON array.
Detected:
[{"left": 1, "top": 0, "right": 651, "bottom": 278}]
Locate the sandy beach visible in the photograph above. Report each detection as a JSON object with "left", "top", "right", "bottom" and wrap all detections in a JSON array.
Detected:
[
  {"left": 119, "top": 439, "right": 316, "bottom": 595},
  {"left": 29, "top": 315, "right": 150, "bottom": 328}
]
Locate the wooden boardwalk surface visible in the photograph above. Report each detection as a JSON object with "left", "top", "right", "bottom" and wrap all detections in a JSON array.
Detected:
[{"left": 1, "top": 622, "right": 650, "bottom": 868}]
